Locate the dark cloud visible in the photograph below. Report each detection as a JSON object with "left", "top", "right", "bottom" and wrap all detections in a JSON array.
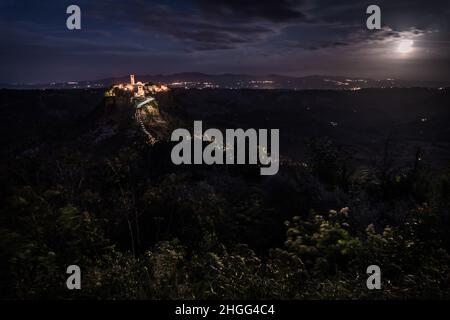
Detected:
[
  {"left": 140, "top": 13, "right": 274, "bottom": 50},
  {"left": 308, "top": 0, "right": 450, "bottom": 27},
  {"left": 297, "top": 41, "right": 349, "bottom": 51},
  {"left": 1, "top": 0, "right": 449, "bottom": 82},
  {"left": 85, "top": 1, "right": 293, "bottom": 51},
  {"left": 197, "top": 0, "right": 306, "bottom": 23},
  {"left": 85, "top": 0, "right": 449, "bottom": 53}
]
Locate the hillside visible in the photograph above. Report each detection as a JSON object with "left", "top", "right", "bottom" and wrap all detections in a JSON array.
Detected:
[{"left": 1, "top": 87, "right": 450, "bottom": 299}]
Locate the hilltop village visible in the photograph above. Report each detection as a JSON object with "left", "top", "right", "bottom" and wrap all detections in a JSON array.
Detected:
[
  {"left": 105, "top": 74, "right": 169, "bottom": 98},
  {"left": 103, "top": 75, "right": 171, "bottom": 145}
]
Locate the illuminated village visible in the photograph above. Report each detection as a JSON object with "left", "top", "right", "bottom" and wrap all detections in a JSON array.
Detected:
[
  {"left": 104, "top": 75, "right": 170, "bottom": 145},
  {"left": 105, "top": 74, "right": 169, "bottom": 98}
]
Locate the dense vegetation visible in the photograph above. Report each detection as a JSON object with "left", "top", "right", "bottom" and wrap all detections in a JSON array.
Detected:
[{"left": 0, "top": 88, "right": 449, "bottom": 299}]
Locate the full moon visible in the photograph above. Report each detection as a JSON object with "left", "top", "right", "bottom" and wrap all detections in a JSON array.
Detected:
[{"left": 397, "top": 39, "right": 414, "bottom": 54}]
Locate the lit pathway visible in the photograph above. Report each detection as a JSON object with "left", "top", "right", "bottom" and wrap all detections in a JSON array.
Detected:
[{"left": 133, "top": 96, "right": 158, "bottom": 144}]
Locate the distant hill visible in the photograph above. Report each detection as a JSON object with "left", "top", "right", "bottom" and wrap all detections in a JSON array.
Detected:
[{"left": 2, "top": 73, "right": 450, "bottom": 90}]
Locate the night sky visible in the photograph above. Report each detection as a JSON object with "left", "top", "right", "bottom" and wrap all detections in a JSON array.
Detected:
[{"left": 1, "top": 0, "right": 449, "bottom": 83}]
